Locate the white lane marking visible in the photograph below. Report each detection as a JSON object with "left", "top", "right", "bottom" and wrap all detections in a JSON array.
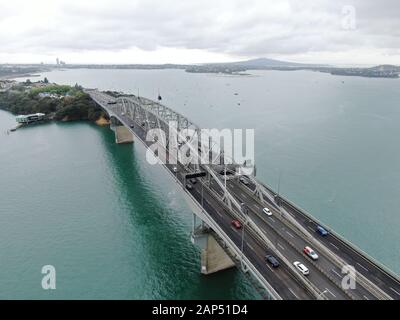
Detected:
[
  {"left": 329, "top": 242, "right": 339, "bottom": 250},
  {"left": 356, "top": 262, "right": 369, "bottom": 272},
  {"left": 286, "top": 231, "right": 294, "bottom": 238},
  {"left": 247, "top": 244, "right": 256, "bottom": 252},
  {"left": 252, "top": 204, "right": 259, "bottom": 210},
  {"left": 266, "top": 264, "right": 274, "bottom": 272},
  {"left": 390, "top": 287, "right": 400, "bottom": 296},
  {"left": 307, "top": 226, "right": 314, "bottom": 232},
  {"left": 331, "top": 269, "right": 343, "bottom": 278},
  {"left": 240, "top": 192, "right": 246, "bottom": 198},
  {"left": 269, "top": 217, "right": 276, "bottom": 223},
  {"left": 288, "top": 288, "right": 300, "bottom": 300},
  {"left": 326, "top": 288, "right": 336, "bottom": 298},
  {"left": 277, "top": 243, "right": 286, "bottom": 251},
  {"left": 363, "top": 295, "right": 369, "bottom": 300}
]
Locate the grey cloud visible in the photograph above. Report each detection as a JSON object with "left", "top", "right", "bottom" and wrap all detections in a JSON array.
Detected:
[{"left": 1, "top": 0, "right": 400, "bottom": 62}]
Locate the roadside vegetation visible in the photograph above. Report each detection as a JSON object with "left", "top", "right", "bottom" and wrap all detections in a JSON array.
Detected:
[{"left": 0, "top": 79, "right": 108, "bottom": 122}]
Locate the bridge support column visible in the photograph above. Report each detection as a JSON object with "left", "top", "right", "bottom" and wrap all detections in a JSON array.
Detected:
[
  {"left": 115, "top": 126, "right": 134, "bottom": 144},
  {"left": 191, "top": 225, "right": 235, "bottom": 275}
]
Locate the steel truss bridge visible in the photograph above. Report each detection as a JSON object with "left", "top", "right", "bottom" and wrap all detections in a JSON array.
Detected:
[{"left": 86, "top": 89, "right": 400, "bottom": 300}]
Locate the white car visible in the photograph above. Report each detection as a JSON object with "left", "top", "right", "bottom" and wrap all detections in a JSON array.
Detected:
[
  {"left": 293, "top": 261, "right": 309, "bottom": 276},
  {"left": 303, "top": 246, "right": 319, "bottom": 260},
  {"left": 263, "top": 207, "right": 272, "bottom": 216},
  {"left": 172, "top": 166, "right": 178, "bottom": 173}
]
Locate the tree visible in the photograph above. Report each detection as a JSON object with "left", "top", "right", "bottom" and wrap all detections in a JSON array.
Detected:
[{"left": 44, "top": 77, "right": 49, "bottom": 84}]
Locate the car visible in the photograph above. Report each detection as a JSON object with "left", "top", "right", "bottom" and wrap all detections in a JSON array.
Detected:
[
  {"left": 121, "top": 112, "right": 125, "bottom": 116},
  {"left": 266, "top": 255, "right": 280, "bottom": 268},
  {"left": 303, "top": 246, "right": 319, "bottom": 260},
  {"left": 293, "top": 261, "right": 309, "bottom": 276},
  {"left": 190, "top": 178, "right": 197, "bottom": 184},
  {"left": 316, "top": 225, "right": 329, "bottom": 236},
  {"left": 130, "top": 124, "right": 134, "bottom": 128},
  {"left": 231, "top": 220, "right": 242, "bottom": 229},
  {"left": 172, "top": 166, "right": 178, "bottom": 173},
  {"left": 239, "top": 176, "right": 249, "bottom": 185},
  {"left": 186, "top": 183, "right": 193, "bottom": 190},
  {"left": 263, "top": 207, "right": 272, "bottom": 216}
]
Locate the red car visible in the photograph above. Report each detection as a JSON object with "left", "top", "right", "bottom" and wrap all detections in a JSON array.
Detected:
[{"left": 231, "top": 219, "right": 242, "bottom": 229}]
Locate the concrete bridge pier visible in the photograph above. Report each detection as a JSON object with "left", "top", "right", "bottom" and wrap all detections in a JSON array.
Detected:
[
  {"left": 110, "top": 117, "right": 133, "bottom": 144},
  {"left": 191, "top": 217, "right": 235, "bottom": 275}
]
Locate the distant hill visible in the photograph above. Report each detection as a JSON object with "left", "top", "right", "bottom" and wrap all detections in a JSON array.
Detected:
[
  {"left": 368, "top": 64, "right": 400, "bottom": 72},
  {"left": 185, "top": 57, "right": 327, "bottom": 74},
  {"left": 222, "top": 57, "right": 324, "bottom": 68}
]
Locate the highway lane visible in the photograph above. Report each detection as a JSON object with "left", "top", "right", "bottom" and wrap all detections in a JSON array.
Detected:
[
  {"left": 224, "top": 178, "right": 377, "bottom": 300},
  {"left": 186, "top": 178, "right": 312, "bottom": 300},
  {"left": 278, "top": 198, "right": 400, "bottom": 299},
  {"left": 208, "top": 179, "right": 354, "bottom": 300},
  {"left": 242, "top": 175, "right": 400, "bottom": 299}
]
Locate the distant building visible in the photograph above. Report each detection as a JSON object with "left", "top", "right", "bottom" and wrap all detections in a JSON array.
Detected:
[{"left": 16, "top": 113, "right": 46, "bottom": 124}]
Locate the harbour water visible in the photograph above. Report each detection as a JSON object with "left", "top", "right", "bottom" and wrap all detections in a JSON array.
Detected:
[{"left": 1, "top": 68, "right": 399, "bottom": 298}]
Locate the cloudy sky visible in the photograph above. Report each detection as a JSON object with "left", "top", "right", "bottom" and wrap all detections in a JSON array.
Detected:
[{"left": 0, "top": 0, "right": 399, "bottom": 65}]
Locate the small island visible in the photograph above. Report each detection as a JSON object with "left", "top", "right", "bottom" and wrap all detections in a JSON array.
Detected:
[{"left": 0, "top": 78, "right": 110, "bottom": 128}]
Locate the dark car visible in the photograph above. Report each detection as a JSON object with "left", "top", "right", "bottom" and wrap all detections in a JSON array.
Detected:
[
  {"left": 130, "top": 124, "right": 134, "bottom": 128},
  {"left": 266, "top": 255, "right": 280, "bottom": 268},
  {"left": 190, "top": 178, "right": 197, "bottom": 184},
  {"left": 186, "top": 183, "right": 193, "bottom": 190}
]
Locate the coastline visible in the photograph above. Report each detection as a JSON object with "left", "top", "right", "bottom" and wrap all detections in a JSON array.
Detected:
[{"left": 0, "top": 80, "right": 109, "bottom": 130}]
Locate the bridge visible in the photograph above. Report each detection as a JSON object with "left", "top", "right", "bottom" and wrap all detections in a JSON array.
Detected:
[{"left": 86, "top": 89, "right": 400, "bottom": 300}]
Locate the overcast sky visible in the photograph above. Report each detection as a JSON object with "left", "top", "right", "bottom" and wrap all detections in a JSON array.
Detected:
[{"left": 0, "top": 0, "right": 399, "bottom": 65}]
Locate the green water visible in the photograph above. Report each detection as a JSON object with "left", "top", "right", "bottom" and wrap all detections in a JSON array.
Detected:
[
  {"left": 2, "top": 68, "right": 400, "bottom": 298},
  {"left": 0, "top": 115, "right": 258, "bottom": 299}
]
